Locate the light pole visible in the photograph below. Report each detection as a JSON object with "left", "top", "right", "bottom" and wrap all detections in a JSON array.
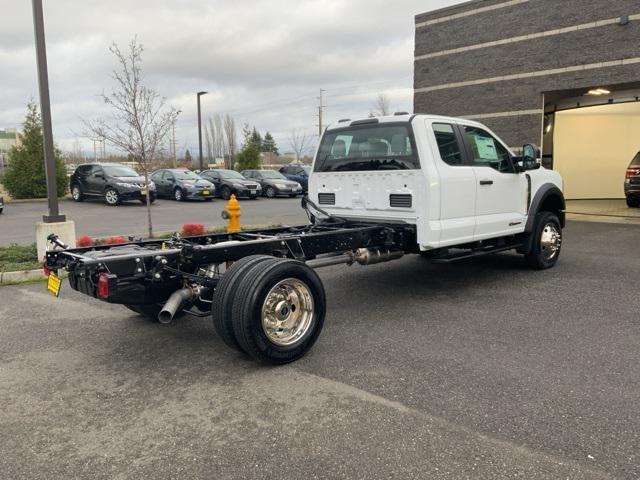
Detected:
[
  {"left": 197, "top": 91, "right": 207, "bottom": 171},
  {"left": 31, "top": 0, "right": 64, "bottom": 223}
]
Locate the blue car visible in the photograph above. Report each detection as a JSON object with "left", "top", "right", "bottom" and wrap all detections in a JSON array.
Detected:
[{"left": 279, "top": 165, "right": 311, "bottom": 193}]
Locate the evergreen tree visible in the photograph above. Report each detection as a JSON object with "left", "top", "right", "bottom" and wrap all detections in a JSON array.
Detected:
[
  {"left": 261, "top": 132, "right": 279, "bottom": 155},
  {"left": 236, "top": 126, "right": 261, "bottom": 171},
  {"left": 250, "top": 127, "right": 262, "bottom": 150},
  {"left": 1, "top": 102, "right": 67, "bottom": 199}
]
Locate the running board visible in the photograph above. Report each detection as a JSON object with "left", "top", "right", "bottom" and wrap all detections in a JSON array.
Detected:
[{"left": 431, "top": 243, "right": 522, "bottom": 263}]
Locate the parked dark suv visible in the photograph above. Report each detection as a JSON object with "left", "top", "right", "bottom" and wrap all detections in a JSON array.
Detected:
[
  {"left": 279, "top": 164, "right": 311, "bottom": 192},
  {"left": 625, "top": 152, "right": 640, "bottom": 208},
  {"left": 240, "top": 169, "right": 302, "bottom": 198},
  {"left": 150, "top": 168, "right": 215, "bottom": 201},
  {"left": 199, "top": 169, "right": 261, "bottom": 200},
  {"left": 70, "top": 163, "right": 156, "bottom": 206}
]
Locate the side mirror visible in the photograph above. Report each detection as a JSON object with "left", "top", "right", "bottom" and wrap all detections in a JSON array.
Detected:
[{"left": 519, "top": 144, "right": 541, "bottom": 171}]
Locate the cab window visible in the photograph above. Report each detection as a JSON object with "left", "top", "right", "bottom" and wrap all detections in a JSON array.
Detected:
[
  {"left": 433, "top": 123, "right": 464, "bottom": 166},
  {"left": 462, "top": 126, "right": 512, "bottom": 172}
]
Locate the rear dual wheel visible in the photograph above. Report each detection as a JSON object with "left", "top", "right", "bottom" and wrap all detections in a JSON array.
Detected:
[{"left": 212, "top": 255, "right": 326, "bottom": 364}]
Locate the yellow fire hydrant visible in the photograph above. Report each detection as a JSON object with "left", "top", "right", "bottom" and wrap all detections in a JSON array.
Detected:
[{"left": 222, "top": 194, "right": 241, "bottom": 233}]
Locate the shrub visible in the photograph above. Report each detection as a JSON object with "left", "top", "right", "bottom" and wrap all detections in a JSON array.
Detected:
[
  {"left": 77, "top": 235, "right": 94, "bottom": 247},
  {"left": 104, "top": 236, "right": 128, "bottom": 245},
  {"left": 182, "top": 223, "right": 205, "bottom": 236},
  {"left": 0, "top": 243, "right": 39, "bottom": 272}
]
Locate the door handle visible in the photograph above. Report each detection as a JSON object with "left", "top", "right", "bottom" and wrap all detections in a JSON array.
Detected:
[{"left": 479, "top": 180, "right": 494, "bottom": 185}]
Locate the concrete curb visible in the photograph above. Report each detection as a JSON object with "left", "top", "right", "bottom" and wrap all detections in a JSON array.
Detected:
[
  {"left": 0, "top": 269, "right": 46, "bottom": 285},
  {"left": 4, "top": 197, "right": 71, "bottom": 204}
]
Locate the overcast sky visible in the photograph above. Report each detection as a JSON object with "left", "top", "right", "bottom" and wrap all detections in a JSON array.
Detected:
[{"left": 0, "top": 0, "right": 463, "bottom": 157}]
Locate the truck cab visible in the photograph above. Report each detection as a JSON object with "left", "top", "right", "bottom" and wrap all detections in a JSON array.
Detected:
[{"left": 309, "top": 114, "right": 564, "bottom": 254}]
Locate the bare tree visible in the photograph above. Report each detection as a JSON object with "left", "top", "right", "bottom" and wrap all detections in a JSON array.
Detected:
[
  {"left": 84, "top": 38, "right": 180, "bottom": 237},
  {"left": 289, "top": 129, "right": 312, "bottom": 162},
  {"left": 223, "top": 114, "right": 237, "bottom": 169},
  {"left": 370, "top": 93, "right": 391, "bottom": 117}
]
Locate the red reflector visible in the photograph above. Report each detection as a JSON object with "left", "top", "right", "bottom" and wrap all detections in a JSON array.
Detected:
[
  {"left": 97, "top": 273, "right": 110, "bottom": 299},
  {"left": 43, "top": 262, "right": 50, "bottom": 277}
]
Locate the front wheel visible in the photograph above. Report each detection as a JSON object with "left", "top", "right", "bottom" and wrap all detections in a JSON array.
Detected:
[
  {"left": 105, "top": 188, "right": 120, "bottom": 206},
  {"left": 524, "top": 212, "right": 562, "bottom": 269},
  {"left": 174, "top": 188, "right": 185, "bottom": 202},
  {"left": 265, "top": 186, "right": 276, "bottom": 198},
  {"left": 220, "top": 186, "right": 232, "bottom": 200},
  {"left": 231, "top": 258, "right": 326, "bottom": 364},
  {"left": 626, "top": 196, "right": 640, "bottom": 208}
]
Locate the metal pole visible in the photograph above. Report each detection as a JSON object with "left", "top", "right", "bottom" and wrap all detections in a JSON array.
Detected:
[
  {"left": 31, "top": 0, "right": 64, "bottom": 222},
  {"left": 197, "top": 91, "right": 207, "bottom": 171}
]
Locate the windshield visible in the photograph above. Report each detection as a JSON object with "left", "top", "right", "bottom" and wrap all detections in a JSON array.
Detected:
[
  {"left": 219, "top": 170, "right": 245, "bottom": 179},
  {"left": 173, "top": 170, "right": 201, "bottom": 180},
  {"left": 260, "top": 170, "right": 287, "bottom": 179},
  {"left": 315, "top": 124, "right": 419, "bottom": 172},
  {"left": 631, "top": 152, "right": 640, "bottom": 167},
  {"left": 103, "top": 165, "right": 138, "bottom": 177}
]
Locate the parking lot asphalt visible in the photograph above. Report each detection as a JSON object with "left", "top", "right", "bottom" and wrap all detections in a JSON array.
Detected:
[
  {"left": 1, "top": 220, "right": 639, "bottom": 479},
  {"left": 0, "top": 197, "right": 307, "bottom": 246}
]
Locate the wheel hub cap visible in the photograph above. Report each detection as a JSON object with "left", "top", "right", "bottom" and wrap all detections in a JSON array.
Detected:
[
  {"left": 261, "top": 278, "right": 314, "bottom": 346},
  {"left": 106, "top": 191, "right": 117, "bottom": 203},
  {"left": 540, "top": 223, "right": 561, "bottom": 261}
]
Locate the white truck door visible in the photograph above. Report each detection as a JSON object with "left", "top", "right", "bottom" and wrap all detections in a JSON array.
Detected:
[
  {"left": 428, "top": 121, "right": 476, "bottom": 246},
  {"left": 459, "top": 125, "right": 527, "bottom": 239}
]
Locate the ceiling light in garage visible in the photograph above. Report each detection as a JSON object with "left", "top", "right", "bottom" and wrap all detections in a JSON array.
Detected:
[{"left": 587, "top": 88, "right": 611, "bottom": 95}]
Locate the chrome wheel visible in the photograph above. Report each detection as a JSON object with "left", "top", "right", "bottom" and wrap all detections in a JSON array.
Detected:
[
  {"left": 266, "top": 187, "right": 276, "bottom": 198},
  {"left": 540, "top": 223, "right": 561, "bottom": 261},
  {"left": 261, "top": 278, "right": 314, "bottom": 346},
  {"left": 174, "top": 188, "right": 183, "bottom": 201},
  {"left": 72, "top": 186, "right": 81, "bottom": 200},
  {"left": 105, "top": 189, "right": 119, "bottom": 205}
]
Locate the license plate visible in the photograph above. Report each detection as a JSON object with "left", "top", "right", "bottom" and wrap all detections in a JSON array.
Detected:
[
  {"left": 47, "top": 272, "right": 62, "bottom": 297},
  {"left": 141, "top": 189, "right": 147, "bottom": 195},
  {"left": 202, "top": 190, "right": 210, "bottom": 195},
  {"left": 250, "top": 190, "right": 256, "bottom": 194}
]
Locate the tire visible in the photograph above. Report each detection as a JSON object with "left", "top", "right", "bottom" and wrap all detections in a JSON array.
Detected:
[
  {"left": 524, "top": 212, "right": 562, "bottom": 270},
  {"left": 212, "top": 255, "right": 279, "bottom": 352},
  {"left": 71, "top": 184, "right": 84, "bottom": 202},
  {"left": 231, "top": 258, "right": 326, "bottom": 364},
  {"left": 105, "top": 188, "right": 120, "bottom": 206},
  {"left": 288, "top": 194, "right": 297, "bottom": 198},
  {"left": 174, "top": 188, "right": 185, "bottom": 202},
  {"left": 220, "top": 186, "right": 232, "bottom": 200},
  {"left": 626, "top": 196, "right": 640, "bottom": 208},
  {"left": 265, "top": 186, "right": 276, "bottom": 198}
]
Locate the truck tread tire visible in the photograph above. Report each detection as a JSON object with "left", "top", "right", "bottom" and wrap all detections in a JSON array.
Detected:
[
  {"left": 231, "top": 258, "right": 326, "bottom": 364},
  {"left": 212, "top": 255, "right": 279, "bottom": 352},
  {"left": 524, "top": 211, "right": 562, "bottom": 270}
]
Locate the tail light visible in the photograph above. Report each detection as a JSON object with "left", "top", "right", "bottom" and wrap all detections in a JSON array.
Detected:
[
  {"left": 626, "top": 168, "right": 640, "bottom": 178},
  {"left": 97, "top": 272, "right": 117, "bottom": 299}
]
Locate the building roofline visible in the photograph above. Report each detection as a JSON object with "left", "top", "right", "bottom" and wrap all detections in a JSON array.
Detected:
[{"left": 414, "top": 0, "right": 488, "bottom": 21}]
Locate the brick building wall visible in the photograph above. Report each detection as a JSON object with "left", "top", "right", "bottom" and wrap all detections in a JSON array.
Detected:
[{"left": 414, "top": 0, "right": 640, "bottom": 148}]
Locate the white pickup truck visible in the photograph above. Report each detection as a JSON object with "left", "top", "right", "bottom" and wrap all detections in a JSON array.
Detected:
[
  {"left": 310, "top": 113, "right": 565, "bottom": 269},
  {"left": 45, "top": 113, "right": 565, "bottom": 365}
]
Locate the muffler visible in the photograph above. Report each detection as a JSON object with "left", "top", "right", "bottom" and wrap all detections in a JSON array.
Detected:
[
  {"left": 158, "top": 287, "right": 193, "bottom": 324},
  {"left": 354, "top": 248, "right": 404, "bottom": 265}
]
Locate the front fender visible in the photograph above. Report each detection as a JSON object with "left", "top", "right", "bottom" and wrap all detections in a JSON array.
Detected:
[{"left": 525, "top": 184, "right": 566, "bottom": 232}]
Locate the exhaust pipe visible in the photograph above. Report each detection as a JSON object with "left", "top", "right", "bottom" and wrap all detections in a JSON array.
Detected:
[
  {"left": 158, "top": 288, "right": 193, "bottom": 324},
  {"left": 307, "top": 248, "right": 404, "bottom": 269}
]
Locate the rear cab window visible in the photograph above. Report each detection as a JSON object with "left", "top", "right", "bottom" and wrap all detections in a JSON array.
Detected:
[{"left": 315, "top": 123, "right": 419, "bottom": 172}]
